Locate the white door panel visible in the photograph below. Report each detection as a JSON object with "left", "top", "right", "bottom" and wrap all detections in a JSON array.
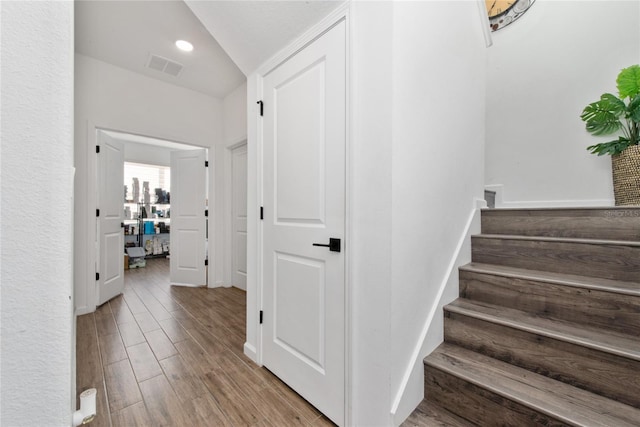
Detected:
[
  {"left": 232, "top": 144, "right": 248, "bottom": 290},
  {"left": 262, "top": 21, "right": 346, "bottom": 425},
  {"left": 97, "top": 131, "right": 124, "bottom": 306},
  {"left": 170, "top": 149, "right": 206, "bottom": 286}
]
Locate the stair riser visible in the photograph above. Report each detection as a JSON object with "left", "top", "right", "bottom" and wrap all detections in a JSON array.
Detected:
[
  {"left": 425, "top": 367, "right": 570, "bottom": 427},
  {"left": 481, "top": 209, "right": 640, "bottom": 241},
  {"left": 472, "top": 237, "right": 640, "bottom": 282},
  {"left": 444, "top": 312, "right": 640, "bottom": 409},
  {"left": 459, "top": 270, "right": 640, "bottom": 336}
]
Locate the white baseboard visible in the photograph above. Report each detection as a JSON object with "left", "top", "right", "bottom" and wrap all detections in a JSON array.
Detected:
[
  {"left": 390, "top": 198, "right": 484, "bottom": 425},
  {"left": 244, "top": 342, "right": 258, "bottom": 364},
  {"left": 485, "top": 184, "right": 614, "bottom": 208},
  {"left": 75, "top": 306, "right": 92, "bottom": 316}
]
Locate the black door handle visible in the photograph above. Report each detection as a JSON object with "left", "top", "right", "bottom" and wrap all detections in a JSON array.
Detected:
[{"left": 312, "top": 238, "right": 341, "bottom": 253}]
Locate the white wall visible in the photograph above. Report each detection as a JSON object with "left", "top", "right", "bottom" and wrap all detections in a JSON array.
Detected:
[
  {"left": 389, "top": 1, "right": 487, "bottom": 423},
  {"left": 349, "top": 2, "right": 394, "bottom": 425},
  {"left": 1, "top": 2, "right": 74, "bottom": 424},
  {"left": 223, "top": 82, "right": 248, "bottom": 146},
  {"left": 485, "top": 0, "right": 640, "bottom": 207},
  {"left": 74, "top": 54, "right": 223, "bottom": 314}
]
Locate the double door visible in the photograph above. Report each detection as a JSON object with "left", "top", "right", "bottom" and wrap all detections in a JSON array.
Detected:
[{"left": 97, "top": 137, "right": 208, "bottom": 306}]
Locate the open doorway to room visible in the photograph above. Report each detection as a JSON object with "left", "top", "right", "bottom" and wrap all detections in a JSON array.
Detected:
[{"left": 95, "top": 129, "right": 209, "bottom": 307}]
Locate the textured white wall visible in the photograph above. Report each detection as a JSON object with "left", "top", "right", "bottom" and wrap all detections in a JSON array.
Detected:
[
  {"left": 486, "top": 0, "right": 640, "bottom": 207},
  {"left": 74, "top": 54, "right": 223, "bottom": 313},
  {"left": 1, "top": 1, "right": 74, "bottom": 424}
]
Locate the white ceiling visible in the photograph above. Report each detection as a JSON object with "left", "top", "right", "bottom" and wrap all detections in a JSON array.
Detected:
[
  {"left": 75, "top": 0, "right": 246, "bottom": 98},
  {"left": 75, "top": 0, "right": 344, "bottom": 99},
  {"left": 185, "top": 0, "right": 346, "bottom": 75}
]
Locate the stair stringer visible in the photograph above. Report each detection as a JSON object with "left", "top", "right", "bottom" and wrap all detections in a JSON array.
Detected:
[{"left": 391, "top": 198, "right": 485, "bottom": 425}]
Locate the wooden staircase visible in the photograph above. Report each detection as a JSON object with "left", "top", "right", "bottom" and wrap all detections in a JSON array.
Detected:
[{"left": 403, "top": 207, "right": 640, "bottom": 426}]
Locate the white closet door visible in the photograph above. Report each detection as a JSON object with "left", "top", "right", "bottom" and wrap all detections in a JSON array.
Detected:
[
  {"left": 262, "top": 20, "right": 346, "bottom": 426},
  {"left": 232, "top": 144, "right": 248, "bottom": 290},
  {"left": 170, "top": 149, "right": 207, "bottom": 286},
  {"left": 97, "top": 131, "right": 125, "bottom": 306}
]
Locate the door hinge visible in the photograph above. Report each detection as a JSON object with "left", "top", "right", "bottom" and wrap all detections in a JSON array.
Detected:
[
  {"left": 205, "top": 160, "right": 209, "bottom": 167},
  {"left": 96, "top": 208, "right": 100, "bottom": 217},
  {"left": 259, "top": 310, "right": 263, "bottom": 324},
  {"left": 204, "top": 259, "right": 208, "bottom": 266},
  {"left": 96, "top": 145, "right": 100, "bottom": 153},
  {"left": 257, "top": 100, "right": 264, "bottom": 117},
  {"left": 95, "top": 272, "right": 100, "bottom": 281},
  {"left": 260, "top": 206, "right": 264, "bottom": 220},
  {"left": 205, "top": 209, "right": 208, "bottom": 217}
]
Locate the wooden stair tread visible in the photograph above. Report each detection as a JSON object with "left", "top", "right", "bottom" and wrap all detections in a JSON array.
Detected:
[
  {"left": 446, "top": 299, "right": 640, "bottom": 361},
  {"left": 401, "top": 400, "right": 473, "bottom": 427},
  {"left": 476, "top": 233, "right": 640, "bottom": 247},
  {"left": 426, "top": 344, "right": 640, "bottom": 427},
  {"left": 460, "top": 262, "right": 640, "bottom": 297}
]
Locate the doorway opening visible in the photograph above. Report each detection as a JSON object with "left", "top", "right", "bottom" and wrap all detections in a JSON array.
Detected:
[{"left": 95, "top": 128, "right": 209, "bottom": 307}]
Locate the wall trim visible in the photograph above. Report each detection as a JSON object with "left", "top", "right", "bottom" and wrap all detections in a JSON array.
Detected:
[
  {"left": 75, "top": 306, "right": 92, "bottom": 316},
  {"left": 390, "top": 197, "right": 485, "bottom": 423},
  {"left": 244, "top": 342, "right": 258, "bottom": 364},
  {"left": 486, "top": 183, "right": 614, "bottom": 208}
]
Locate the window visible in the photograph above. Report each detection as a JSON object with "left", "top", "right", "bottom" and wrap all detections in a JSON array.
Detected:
[{"left": 124, "top": 162, "right": 171, "bottom": 203}]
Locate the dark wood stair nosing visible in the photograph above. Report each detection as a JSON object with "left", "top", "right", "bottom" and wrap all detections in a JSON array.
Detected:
[
  {"left": 481, "top": 206, "right": 640, "bottom": 213},
  {"left": 474, "top": 233, "right": 640, "bottom": 247},
  {"left": 444, "top": 299, "right": 640, "bottom": 362}
]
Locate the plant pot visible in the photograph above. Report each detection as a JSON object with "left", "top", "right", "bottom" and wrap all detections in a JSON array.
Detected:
[{"left": 612, "top": 145, "right": 640, "bottom": 206}]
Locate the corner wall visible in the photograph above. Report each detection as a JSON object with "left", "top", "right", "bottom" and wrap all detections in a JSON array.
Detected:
[
  {"left": 1, "top": 2, "right": 74, "bottom": 424},
  {"left": 389, "top": 1, "right": 487, "bottom": 422},
  {"left": 350, "top": 2, "right": 394, "bottom": 424},
  {"left": 485, "top": 0, "right": 640, "bottom": 207},
  {"left": 74, "top": 54, "right": 223, "bottom": 314}
]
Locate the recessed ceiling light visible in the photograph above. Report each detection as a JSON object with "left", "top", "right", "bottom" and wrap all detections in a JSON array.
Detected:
[{"left": 175, "top": 40, "right": 193, "bottom": 52}]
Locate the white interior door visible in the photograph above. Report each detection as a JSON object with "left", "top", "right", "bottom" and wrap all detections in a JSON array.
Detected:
[
  {"left": 170, "top": 149, "right": 207, "bottom": 286},
  {"left": 262, "top": 21, "right": 346, "bottom": 425},
  {"left": 97, "top": 131, "right": 125, "bottom": 306},
  {"left": 232, "top": 144, "right": 248, "bottom": 290}
]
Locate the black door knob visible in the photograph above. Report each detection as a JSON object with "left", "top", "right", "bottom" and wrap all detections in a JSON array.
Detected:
[{"left": 312, "top": 238, "right": 341, "bottom": 253}]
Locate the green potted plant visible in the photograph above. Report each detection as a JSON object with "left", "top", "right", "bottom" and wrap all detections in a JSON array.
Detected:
[{"left": 581, "top": 64, "right": 640, "bottom": 205}]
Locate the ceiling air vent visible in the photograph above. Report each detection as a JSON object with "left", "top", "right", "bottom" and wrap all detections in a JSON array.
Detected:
[{"left": 146, "top": 54, "right": 183, "bottom": 77}]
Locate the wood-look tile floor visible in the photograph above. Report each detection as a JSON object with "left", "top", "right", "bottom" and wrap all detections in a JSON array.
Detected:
[{"left": 76, "top": 258, "right": 335, "bottom": 427}]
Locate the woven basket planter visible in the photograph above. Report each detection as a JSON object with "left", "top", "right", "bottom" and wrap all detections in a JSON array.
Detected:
[{"left": 612, "top": 145, "right": 640, "bottom": 206}]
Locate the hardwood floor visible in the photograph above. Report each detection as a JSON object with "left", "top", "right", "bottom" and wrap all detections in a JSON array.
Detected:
[{"left": 76, "top": 258, "right": 334, "bottom": 427}]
